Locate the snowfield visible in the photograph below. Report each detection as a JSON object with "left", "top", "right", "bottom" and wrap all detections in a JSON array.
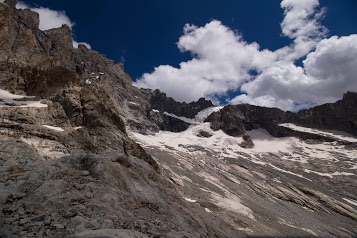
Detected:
[
  {"left": 131, "top": 111, "right": 357, "bottom": 177},
  {"left": 279, "top": 123, "right": 357, "bottom": 143},
  {"left": 129, "top": 108, "right": 357, "bottom": 225},
  {"left": 0, "top": 89, "right": 47, "bottom": 108},
  {"left": 194, "top": 106, "right": 223, "bottom": 122}
]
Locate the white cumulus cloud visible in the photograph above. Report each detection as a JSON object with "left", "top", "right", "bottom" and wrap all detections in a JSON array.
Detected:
[
  {"left": 278, "top": 0, "right": 327, "bottom": 60},
  {"left": 16, "top": 1, "right": 91, "bottom": 49},
  {"left": 232, "top": 35, "right": 357, "bottom": 111},
  {"left": 135, "top": 0, "right": 357, "bottom": 111},
  {"left": 134, "top": 20, "right": 276, "bottom": 103}
]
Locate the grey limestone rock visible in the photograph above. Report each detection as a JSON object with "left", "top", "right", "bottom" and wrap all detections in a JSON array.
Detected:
[
  {"left": 1, "top": 1, "right": 356, "bottom": 238},
  {"left": 239, "top": 134, "right": 254, "bottom": 148}
]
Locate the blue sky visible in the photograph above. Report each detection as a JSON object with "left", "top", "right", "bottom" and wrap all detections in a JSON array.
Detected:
[{"left": 17, "top": 0, "right": 357, "bottom": 110}]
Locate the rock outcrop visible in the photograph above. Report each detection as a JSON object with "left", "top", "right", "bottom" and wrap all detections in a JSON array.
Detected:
[
  {"left": 205, "top": 92, "right": 357, "bottom": 141},
  {"left": 293, "top": 91, "right": 357, "bottom": 136},
  {"left": 239, "top": 134, "right": 254, "bottom": 148},
  {"left": 0, "top": 2, "right": 78, "bottom": 97},
  {"left": 0, "top": 2, "right": 238, "bottom": 237},
  {"left": 150, "top": 89, "right": 213, "bottom": 119},
  {"left": 0, "top": 149, "right": 239, "bottom": 237}
]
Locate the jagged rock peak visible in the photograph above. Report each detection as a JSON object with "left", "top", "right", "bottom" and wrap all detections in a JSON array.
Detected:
[
  {"left": 78, "top": 43, "right": 89, "bottom": 51},
  {"left": 4, "top": 0, "right": 17, "bottom": 8},
  {"left": 45, "top": 24, "right": 74, "bottom": 49},
  {"left": 150, "top": 89, "right": 213, "bottom": 119},
  {"left": 342, "top": 91, "right": 357, "bottom": 101}
]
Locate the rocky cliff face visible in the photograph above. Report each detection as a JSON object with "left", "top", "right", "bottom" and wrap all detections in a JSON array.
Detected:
[
  {"left": 150, "top": 89, "right": 213, "bottom": 119},
  {"left": 294, "top": 91, "right": 357, "bottom": 136},
  {"left": 0, "top": 1, "right": 238, "bottom": 237},
  {"left": 206, "top": 92, "right": 357, "bottom": 140},
  {"left": 1, "top": 1, "right": 357, "bottom": 238},
  {"left": 0, "top": 0, "right": 77, "bottom": 97}
]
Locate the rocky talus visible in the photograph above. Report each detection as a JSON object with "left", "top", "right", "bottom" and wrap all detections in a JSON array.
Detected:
[{"left": 133, "top": 102, "right": 357, "bottom": 237}]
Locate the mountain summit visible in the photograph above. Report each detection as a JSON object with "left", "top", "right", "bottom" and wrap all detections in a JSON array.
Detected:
[{"left": 0, "top": 1, "right": 356, "bottom": 237}]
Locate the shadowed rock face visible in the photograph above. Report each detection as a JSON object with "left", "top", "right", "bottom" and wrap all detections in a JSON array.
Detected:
[
  {"left": 205, "top": 92, "right": 357, "bottom": 139},
  {"left": 206, "top": 105, "right": 247, "bottom": 136},
  {"left": 150, "top": 89, "right": 214, "bottom": 119},
  {"left": 294, "top": 91, "right": 357, "bottom": 136},
  {"left": 141, "top": 89, "right": 214, "bottom": 132}
]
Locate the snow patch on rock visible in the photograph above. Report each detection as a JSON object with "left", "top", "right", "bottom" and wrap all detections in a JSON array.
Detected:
[
  {"left": 280, "top": 123, "right": 357, "bottom": 143},
  {"left": 42, "top": 125, "right": 65, "bottom": 132},
  {"left": 343, "top": 198, "right": 357, "bottom": 207},
  {"left": 0, "top": 89, "right": 47, "bottom": 108},
  {"left": 163, "top": 112, "right": 201, "bottom": 125},
  {"left": 195, "top": 106, "right": 223, "bottom": 122},
  {"left": 183, "top": 197, "right": 197, "bottom": 203}
]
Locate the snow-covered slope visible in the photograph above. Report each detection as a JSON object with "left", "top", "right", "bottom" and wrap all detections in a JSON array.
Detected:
[
  {"left": 129, "top": 111, "right": 357, "bottom": 237},
  {"left": 195, "top": 106, "right": 223, "bottom": 122},
  {"left": 162, "top": 106, "right": 224, "bottom": 125},
  {"left": 131, "top": 123, "right": 356, "bottom": 179}
]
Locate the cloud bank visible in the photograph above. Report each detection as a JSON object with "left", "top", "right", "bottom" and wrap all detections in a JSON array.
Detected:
[
  {"left": 135, "top": 0, "right": 357, "bottom": 111},
  {"left": 16, "top": 1, "right": 91, "bottom": 49},
  {"left": 135, "top": 20, "right": 276, "bottom": 103}
]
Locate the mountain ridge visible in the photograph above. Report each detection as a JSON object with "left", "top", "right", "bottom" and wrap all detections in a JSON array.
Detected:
[{"left": 205, "top": 91, "right": 357, "bottom": 145}]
